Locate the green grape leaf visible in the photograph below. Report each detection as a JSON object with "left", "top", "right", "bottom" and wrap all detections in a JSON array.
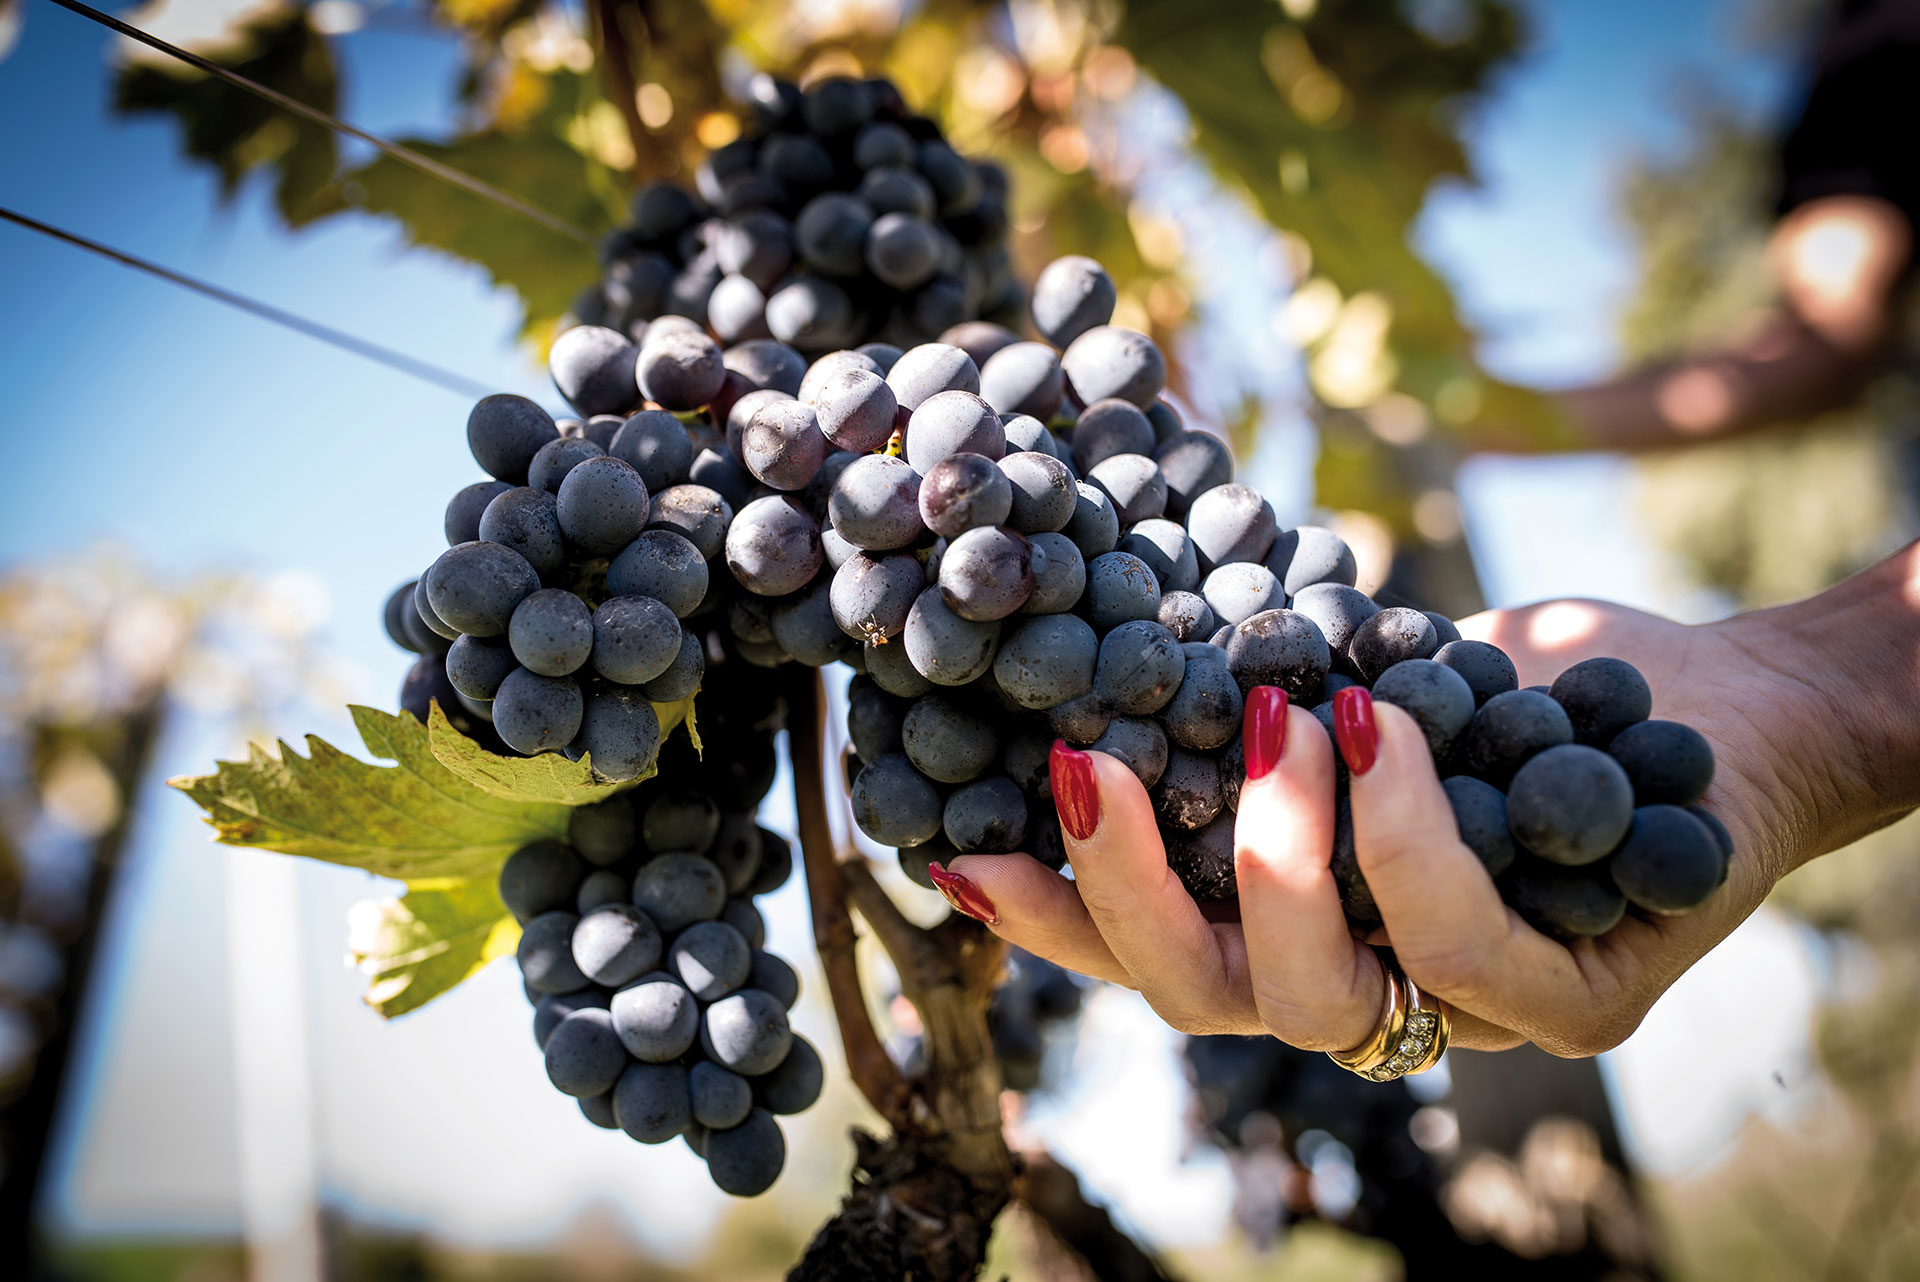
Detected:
[
  {"left": 169, "top": 704, "right": 568, "bottom": 880},
  {"left": 424, "top": 691, "right": 698, "bottom": 804},
  {"left": 347, "top": 877, "right": 521, "bottom": 1019}
]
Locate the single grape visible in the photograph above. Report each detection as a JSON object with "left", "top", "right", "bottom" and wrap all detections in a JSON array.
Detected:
[
  {"left": 986, "top": 614, "right": 1096, "bottom": 711},
  {"left": 1224, "top": 609, "right": 1330, "bottom": 701},
  {"left": 707, "top": 275, "right": 769, "bottom": 344},
  {"left": 906, "top": 391, "right": 1004, "bottom": 473},
  {"left": 771, "top": 578, "right": 855, "bottom": 667},
  {"left": 998, "top": 452, "right": 1077, "bottom": 534},
  {"left": 1154, "top": 431, "right": 1232, "bottom": 519},
  {"left": 446, "top": 480, "right": 514, "bottom": 546},
  {"left": 740, "top": 398, "right": 828, "bottom": 492},
  {"left": 1607, "top": 719, "right": 1715, "bottom": 807},
  {"left": 1433, "top": 639, "right": 1519, "bottom": 708},
  {"left": 1186, "top": 482, "right": 1277, "bottom": 570},
  {"left": 902, "top": 588, "right": 1000, "bottom": 685},
  {"left": 1610, "top": 804, "right": 1726, "bottom": 914},
  {"left": 1441, "top": 775, "right": 1518, "bottom": 878},
  {"left": 943, "top": 776, "right": 1028, "bottom": 853},
  {"left": 1161, "top": 656, "right": 1243, "bottom": 751},
  {"left": 576, "top": 870, "right": 628, "bottom": 913},
  {"left": 1166, "top": 810, "right": 1237, "bottom": 899},
  {"left": 494, "top": 668, "right": 583, "bottom": 754},
  {"left": 865, "top": 635, "right": 935, "bottom": 697},
  {"left": 705, "top": 1108, "right": 787, "bottom": 1196},
  {"left": 859, "top": 165, "right": 935, "bottom": 219},
  {"left": 529, "top": 436, "right": 608, "bottom": 496},
  {"left": 545, "top": 1008, "right": 627, "bottom": 1097},
  {"left": 765, "top": 275, "right": 855, "bottom": 351},
  {"left": 631, "top": 852, "right": 726, "bottom": 933},
  {"left": 607, "top": 530, "right": 708, "bottom": 619},
  {"left": 919, "top": 452, "right": 1013, "bottom": 538},
  {"left": 533, "top": 988, "right": 609, "bottom": 1049},
  {"left": 1370, "top": 659, "right": 1476, "bottom": 760},
  {"left": 572, "top": 902, "right": 663, "bottom": 988},
  {"left": 1023, "top": 532, "right": 1086, "bottom": 614},
  {"left": 831, "top": 552, "right": 923, "bottom": 642},
  {"left": 725, "top": 339, "right": 808, "bottom": 397},
  {"left": 1348, "top": 607, "right": 1440, "bottom": 684},
  {"left": 1030, "top": 255, "right": 1116, "bottom": 349},
  {"left": 1287, "top": 584, "right": 1380, "bottom": 664},
  {"left": 1061, "top": 325, "right": 1166, "bottom": 408},
  {"left": 1120, "top": 519, "right": 1199, "bottom": 593},
  {"left": 469, "top": 394, "right": 560, "bottom": 484},
  {"left": 1049, "top": 692, "right": 1112, "bottom": 745},
  {"left": 902, "top": 693, "right": 1003, "bottom": 782},
  {"left": 550, "top": 325, "right": 639, "bottom": 416},
  {"left": 1503, "top": 858, "right": 1626, "bottom": 939},
  {"left": 865, "top": 212, "right": 941, "bottom": 289},
  {"left": 755, "top": 1036, "right": 823, "bottom": 1114},
  {"left": 1087, "top": 453, "right": 1168, "bottom": 525},
  {"left": 518, "top": 910, "right": 588, "bottom": 993},
  {"left": 1083, "top": 551, "right": 1163, "bottom": 631},
  {"left": 979, "top": 342, "right": 1065, "bottom": 421},
  {"left": 938, "top": 526, "right": 1033, "bottom": 621},
  {"left": 499, "top": 840, "right": 585, "bottom": 923},
  {"left": 807, "top": 365, "right": 899, "bottom": 452},
  {"left": 1549, "top": 657, "right": 1653, "bottom": 746},
  {"left": 1506, "top": 744, "right": 1635, "bottom": 866},
  {"left": 1095, "top": 620, "right": 1186, "bottom": 715},
  {"left": 1070, "top": 400, "right": 1155, "bottom": 473},
  {"left": 829, "top": 454, "right": 923, "bottom": 550},
  {"left": 1152, "top": 749, "right": 1225, "bottom": 831},
  {"left": 669, "top": 920, "right": 752, "bottom": 1001},
  {"left": 887, "top": 342, "right": 980, "bottom": 411},
  {"left": 424, "top": 541, "right": 540, "bottom": 637},
  {"left": 850, "top": 753, "right": 944, "bottom": 846},
  {"left": 446, "top": 634, "right": 518, "bottom": 700},
  {"left": 508, "top": 589, "right": 594, "bottom": 677},
  {"left": 612, "top": 1061, "right": 693, "bottom": 1143},
  {"left": 647, "top": 484, "right": 734, "bottom": 562},
  {"left": 1460, "top": 688, "right": 1573, "bottom": 785},
  {"left": 747, "top": 950, "right": 801, "bottom": 1010},
  {"left": 591, "top": 595, "right": 682, "bottom": 685},
  {"left": 798, "top": 349, "right": 882, "bottom": 403},
  {"left": 1426, "top": 612, "right": 1463, "bottom": 647},
  {"left": 1156, "top": 590, "right": 1216, "bottom": 642},
  {"left": 1266, "top": 526, "right": 1356, "bottom": 595},
  {"left": 847, "top": 684, "right": 905, "bottom": 763},
  {"left": 1063, "top": 482, "right": 1121, "bottom": 558},
  {"left": 609, "top": 410, "right": 694, "bottom": 493},
  {"left": 726, "top": 496, "right": 823, "bottom": 596},
  {"left": 703, "top": 989, "right": 793, "bottom": 1076},
  {"left": 689, "top": 447, "right": 755, "bottom": 512},
  {"left": 611, "top": 972, "right": 699, "bottom": 1062},
  {"left": 1089, "top": 717, "right": 1169, "bottom": 789},
  {"left": 569, "top": 797, "right": 635, "bottom": 866},
  {"left": 643, "top": 791, "right": 721, "bottom": 853},
  {"left": 575, "top": 685, "right": 663, "bottom": 781},
  {"left": 1200, "top": 562, "right": 1286, "bottom": 628}
]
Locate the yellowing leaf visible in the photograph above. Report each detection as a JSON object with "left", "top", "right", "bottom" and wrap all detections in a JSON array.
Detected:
[
  {"left": 424, "top": 692, "right": 698, "bottom": 804},
  {"left": 169, "top": 704, "right": 567, "bottom": 880},
  {"left": 347, "top": 878, "right": 521, "bottom": 1019}
]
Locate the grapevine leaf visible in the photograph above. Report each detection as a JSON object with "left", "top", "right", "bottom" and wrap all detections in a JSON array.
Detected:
[
  {"left": 168, "top": 705, "right": 568, "bottom": 880},
  {"left": 346, "top": 877, "right": 521, "bottom": 1019},
  {"left": 424, "top": 692, "right": 698, "bottom": 804}
]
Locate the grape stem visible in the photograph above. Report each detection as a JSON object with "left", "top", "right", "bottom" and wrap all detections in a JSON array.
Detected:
[{"left": 789, "top": 670, "right": 911, "bottom": 1124}]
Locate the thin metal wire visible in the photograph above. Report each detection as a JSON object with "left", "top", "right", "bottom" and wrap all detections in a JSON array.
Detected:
[
  {"left": 0, "top": 204, "right": 497, "bottom": 398},
  {"left": 44, "top": 0, "right": 599, "bottom": 246}
]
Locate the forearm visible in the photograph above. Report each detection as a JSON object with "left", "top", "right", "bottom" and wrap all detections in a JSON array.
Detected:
[{"left": 1716, "top": 538, "right": 1920, "bottom": 869}]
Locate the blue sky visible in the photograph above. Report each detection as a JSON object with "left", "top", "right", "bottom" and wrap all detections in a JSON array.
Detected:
[{"left": 0, "top": 0, "right": 1815, "bottom": 1252}]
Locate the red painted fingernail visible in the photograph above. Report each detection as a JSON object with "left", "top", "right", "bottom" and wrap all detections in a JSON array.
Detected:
[
  {"left": 928, "top": 862, "right": 997, "bottom": 924},
  {"left": 1051, "top": 740, "right": 1099, "bottom": 841},
  {"left": 1333, "top": 685, "right": 1378, "bottom": 775},
  {"left": 1244, "top": 686, "right": 1290, "bottom": 780}
]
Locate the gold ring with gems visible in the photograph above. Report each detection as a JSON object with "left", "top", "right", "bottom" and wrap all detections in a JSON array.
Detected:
[{"left": 1327, "top": 952, "right": 1449, "bottom": 1081}]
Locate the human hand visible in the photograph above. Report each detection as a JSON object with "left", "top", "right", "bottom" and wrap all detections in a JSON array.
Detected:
[{"left": 939, "top": 579, "right": 1913, "bottom": 1058}]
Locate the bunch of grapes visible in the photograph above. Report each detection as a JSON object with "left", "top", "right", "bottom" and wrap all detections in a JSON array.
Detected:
[
  {"left": 571, "top": 72, "right": 1017, "bottom": 358},
  {"left": 811, "top": 257, "right": 1730, "bottom": 938}
]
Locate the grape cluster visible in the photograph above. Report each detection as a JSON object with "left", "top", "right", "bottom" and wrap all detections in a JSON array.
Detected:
[
  {"left": 506, "top": 676, "right": 820, "bottom": 1197},
  {"left": 806, "top": 256, "right": 1730, "bottom": 937},
  {"left": 571, "top": 72, "right": 1016, "bottom": 358}
]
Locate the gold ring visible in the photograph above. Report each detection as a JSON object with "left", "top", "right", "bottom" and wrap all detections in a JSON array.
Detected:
[{"left": 1327, "top": 950, "right": 1450, "bottom": 1082}]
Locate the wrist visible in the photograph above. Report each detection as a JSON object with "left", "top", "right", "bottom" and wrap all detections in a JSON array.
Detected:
[{"left": 1714, "top": 541, "right": 1920, "bottom": 872}]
